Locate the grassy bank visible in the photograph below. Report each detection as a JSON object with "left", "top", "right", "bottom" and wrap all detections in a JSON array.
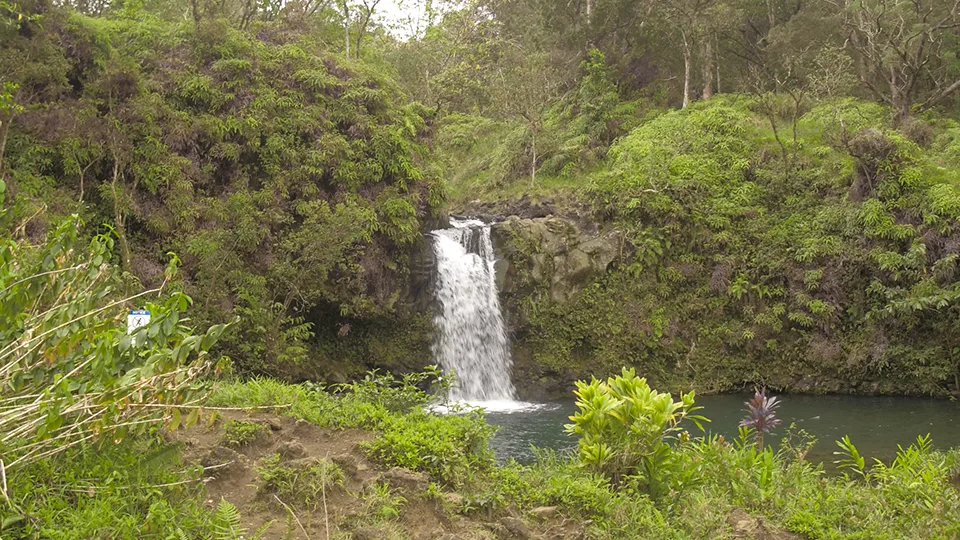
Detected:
[{"left": 3, "top": 371, "right": 958, "bottom": 539}]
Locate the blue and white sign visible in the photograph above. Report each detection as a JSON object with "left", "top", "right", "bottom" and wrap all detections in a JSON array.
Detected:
[{"left": 127, "top": 309, "right": 151, "bottom": 335}]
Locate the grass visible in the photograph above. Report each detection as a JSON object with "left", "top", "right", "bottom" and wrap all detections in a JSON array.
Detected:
[
  {"left": 256, "top": 453, "right": 344, "bottom": 510},
  {"left": 222, "top": 419, "right": 267, "bottom": 448},
  {"left": 362, "top": 482, "right": 407, "bottom": 521},
  {"left": 0, "top": 434, "right": 216, "bottom": 539},
  {"left": 5, "top": 373, "right": 960, "bottom": 539}
]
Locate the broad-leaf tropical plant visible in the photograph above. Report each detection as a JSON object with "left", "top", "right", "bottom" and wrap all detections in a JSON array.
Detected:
[{"left": 564, "top": 368, "right": 708, "bottom": 497}]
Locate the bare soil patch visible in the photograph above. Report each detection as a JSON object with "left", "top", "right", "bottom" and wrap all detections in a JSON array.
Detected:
[{"left": 169, "top": 411, "right": 587, "bottom": 539}]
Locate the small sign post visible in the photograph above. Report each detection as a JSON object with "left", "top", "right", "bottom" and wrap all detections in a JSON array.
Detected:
[{"left": 127, "top": 309, "right": 151, "bottom": 335}]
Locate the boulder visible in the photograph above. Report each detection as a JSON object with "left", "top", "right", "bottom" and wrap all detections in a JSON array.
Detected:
[
  {"left": 381, "top": 467, "right": 429, "bottom": 495},
  {"left": 277, "top": 440, "right": 306, "bottom": 460},
  {"left": 492, "top": 216, "right": 619, "bottom": 308},
  {"left": 529, "top": 506, "right": 559, "bottom": 520},
  {"left": 499, "top": 516, "right": 532, "bottom": 539}
]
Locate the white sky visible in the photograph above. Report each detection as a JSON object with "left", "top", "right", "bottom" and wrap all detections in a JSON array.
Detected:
[{"left": 373, "top": 0, "right": 453, "bottom": 39}]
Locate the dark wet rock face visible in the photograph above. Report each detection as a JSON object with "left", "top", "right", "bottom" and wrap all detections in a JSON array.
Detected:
[{"left": 491, "top": 216, "right": 620, "bottom": 309}]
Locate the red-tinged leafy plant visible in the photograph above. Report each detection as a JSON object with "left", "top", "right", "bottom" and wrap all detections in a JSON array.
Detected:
[{"left": 740, "top": 387, "right": 781, "bottom": 448}]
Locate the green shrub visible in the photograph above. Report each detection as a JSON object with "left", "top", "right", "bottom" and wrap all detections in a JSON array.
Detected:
[
  {"left": 0, "top": 217, "right": 228, "bottom": 472},
  {"left": 565, "top": 368, "right": 706, "bottom": 498},
  {"left": 363, "top": 409, "right": 496, "bottom": 486}
]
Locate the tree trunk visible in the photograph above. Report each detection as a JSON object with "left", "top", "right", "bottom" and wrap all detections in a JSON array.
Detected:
[
  {"left": 190, "top": 0, "right": 201, "bottom": 29},
  {"left": 355, "top": 12, "right": 369, "bottom": 58},
  {"left": 0, "top": 114, "right": 10, "bottom": 186},
  {"left": 530, "top": 128, "right": 537, "bottom": 186},
  {"left": 681, "top": 29, "right": 692, "bottom": 108},
  {"left": 110, "top": 155, "right": 132, "bottom": 272},
  {"left": 77, "top": 159, "right": 97, "bottom": 204},
  {"left": 585, "top": 0, "right": 594, "bottom": 48},
  {"left": 890, "top": 67, "right": 910, "bottom": 122},
  {"left": 702, "top": 38, "right": 714, "bottom": 100},
  {"left": 714, "top": 32, "right": 721, "bottom": 94},
  {"left": 343, "top": 2, "right": 351, "bottom": 60},
  {"left": 239, "top": 0, "right": 255, "bottom": 29},
  {"left": 849, "top": 32, "right": 868, "bottom": 87}
]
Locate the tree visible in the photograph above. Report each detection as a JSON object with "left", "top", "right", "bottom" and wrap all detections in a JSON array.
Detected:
[
  {"left": 353, "top": 0, "right": 382, "bottom": 58},
  {"left": 495, "top": 49, "right": 565, "bottom": 185},
  {"left": 341, "top": 0, "right": 351, "bottom": 59},
  {"left": 387, "top": 3, "right": 502, "bottom": 112},
  {"left": 661, "top": 0, "right": 717, "bottom": 108},
  {"left": 828, "top": 0, "right": 960, "bottom": 120},
  {"left": 0, "top": 82, "right": 21, "bottom": 191}
]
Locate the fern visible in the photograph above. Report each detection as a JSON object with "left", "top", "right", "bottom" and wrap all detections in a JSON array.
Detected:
[{"left": 212, "top": 498, "right": 246, "bottom": 540}]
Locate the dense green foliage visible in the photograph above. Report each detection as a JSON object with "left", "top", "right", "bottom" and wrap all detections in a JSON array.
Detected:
[
  {"left": 388, "top": 0, "right": 960, "bottom": 396},
  {"left": 0, "top": 215, "right": 227, "bottom": 474},
  {"left": 6, "top": 0, "right": 960, "bottom": 396},
  {"left": 566, "top": 368, "right": 705, "bottom": 492},
  {"left": 497, "top": 97, "right": 960, "bottom": 396},
  {"left": 212, "top": 370, "right": 497, "bottom": 487},
  {"left": 1, "top": 1, "right": 442, "bottom": 380},
  {"left": 1, "top": 437, "right": 219, "bottom": 539}
]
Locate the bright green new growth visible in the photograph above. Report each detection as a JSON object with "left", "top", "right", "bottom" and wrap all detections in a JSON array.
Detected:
[
  {"left": 565, "top": 368, "right": 707, "bottom": 495},
  {"left": 363, "top": 409, "right": 497, "bottom": 487}
]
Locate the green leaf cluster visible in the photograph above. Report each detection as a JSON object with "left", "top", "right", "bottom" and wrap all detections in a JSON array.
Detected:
[
  {"left": 1, "top": 9, "right": 443, "bottom": 376},
  {"left": 565, "top": 368, "right": 706, "bottom": 498}
]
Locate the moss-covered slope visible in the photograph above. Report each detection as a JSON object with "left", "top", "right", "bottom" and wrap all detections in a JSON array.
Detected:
[
  {"left": 1, "top": 5, "right": 443, "bottom": 377},
  {"left": 479, "top": 97, "right": 960, "bottom": 397}
]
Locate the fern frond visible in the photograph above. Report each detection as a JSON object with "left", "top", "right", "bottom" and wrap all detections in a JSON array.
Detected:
[{"left": 212, "top": 498, "right": 246, "bottom": 540}]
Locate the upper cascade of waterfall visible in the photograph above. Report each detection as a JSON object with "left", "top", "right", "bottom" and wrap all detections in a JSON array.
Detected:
[{"left": 430, "top": 217, "right": 525, "bottom": 410}]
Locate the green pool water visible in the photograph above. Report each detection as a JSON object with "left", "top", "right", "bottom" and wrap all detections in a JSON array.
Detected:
[{"left": 484, "top": 394, "right": 960, "bottom": 466}]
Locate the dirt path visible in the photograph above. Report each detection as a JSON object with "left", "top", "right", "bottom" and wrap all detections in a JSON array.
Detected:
[{"left": 170, "top": 411, "right": 585, "bottom": 540}]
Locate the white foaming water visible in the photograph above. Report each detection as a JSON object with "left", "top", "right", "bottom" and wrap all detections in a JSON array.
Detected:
[
  {"left": 431, "top": 218, "right": 534, "bottom": 411},
  {"left": 431, "top": 400, "right": 558, "bottom": 414}
]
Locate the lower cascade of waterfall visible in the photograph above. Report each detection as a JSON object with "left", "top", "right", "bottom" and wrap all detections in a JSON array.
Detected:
[{"left": 430, "top": 218, "right": 539, "bottom": 412}]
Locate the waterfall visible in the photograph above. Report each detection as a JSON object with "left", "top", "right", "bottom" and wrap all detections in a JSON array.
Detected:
[{"left": 430, "top": 218, "right": 517, "bottom": 404}]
